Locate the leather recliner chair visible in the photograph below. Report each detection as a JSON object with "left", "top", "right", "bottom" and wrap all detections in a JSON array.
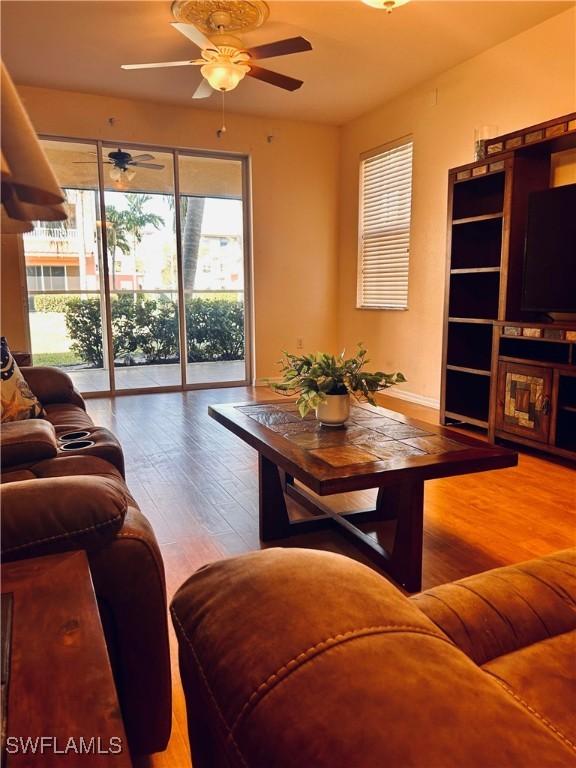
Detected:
[
  {"left": 1, "top": 367, "right": 171, "bottom": 755},
  {"left": 171, "top": 547, "right": 576, "bottom": 768}
]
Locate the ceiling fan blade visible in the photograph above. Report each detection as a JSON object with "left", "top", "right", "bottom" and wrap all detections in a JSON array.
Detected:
[
  {"left": 121, "top": 60, "right": 193, "bottom": 70},
  {"left": 171, "top": 22, "right": 215, "bottom": 50},
  {"left": 129, "top": 154, "right": 155, "bottom": 162},
  {"left": 73, "top": 161, "right": 98, "bottom": 164},
  {"left": 244, "top": 36, "right": 312, "bottom": 60},
  {"left": 192, "top": 79, "right": 213, "bottom": 99},
  {"left": 130, "top": 162, "right": 165, "bottom": 170},
  {"left": 247, "top": 65, "right": 303, "bottom": 92}
]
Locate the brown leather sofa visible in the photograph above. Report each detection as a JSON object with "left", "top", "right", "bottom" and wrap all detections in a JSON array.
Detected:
[
  {"left": 171, "top": 547, "right": 576, "bottom": 768},
  {"left": 1, "top": 367, "right": 171, "bottom": 755}
]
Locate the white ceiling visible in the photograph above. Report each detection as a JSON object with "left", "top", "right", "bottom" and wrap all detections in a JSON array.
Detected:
[{"left": 1, "top": 1, "right": 573, "bottom": 125}]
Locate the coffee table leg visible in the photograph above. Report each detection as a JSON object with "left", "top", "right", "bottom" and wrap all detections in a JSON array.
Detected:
[
  {"left": 258, "top": 454, "right": 291, "bottom": 541},
  {"left": 377, "top": 480, "right": 424, "bottom": 592}
]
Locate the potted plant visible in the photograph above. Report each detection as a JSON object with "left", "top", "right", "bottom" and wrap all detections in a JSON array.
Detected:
[{"left": 269, "top": 344, "right": 406, "bottom": 426}]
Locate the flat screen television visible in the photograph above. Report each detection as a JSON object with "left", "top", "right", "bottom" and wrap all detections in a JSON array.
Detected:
[{"left": 521, "top": 183, "right": 576, "bottom": 313}]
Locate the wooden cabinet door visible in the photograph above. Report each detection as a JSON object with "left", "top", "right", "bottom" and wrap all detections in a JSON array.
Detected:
[{"left": 496, "top": 361, "right": 552, "bottom": 443}]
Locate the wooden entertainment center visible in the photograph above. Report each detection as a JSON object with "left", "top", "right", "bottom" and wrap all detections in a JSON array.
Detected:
[{"left": 440, "top": 113, "right": 576, "bottom": 460}]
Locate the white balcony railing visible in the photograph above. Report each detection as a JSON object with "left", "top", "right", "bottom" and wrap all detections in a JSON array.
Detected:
[{"left": 25, "top": 226, "right": 81, "bottom": 241}]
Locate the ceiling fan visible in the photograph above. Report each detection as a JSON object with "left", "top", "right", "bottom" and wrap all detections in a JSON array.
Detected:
[
  {"left": 120, "top": 1, "right": 312, "bottom": 99},
  {"left": 74, "top": 148, "right": 165, "bottom": 181}
]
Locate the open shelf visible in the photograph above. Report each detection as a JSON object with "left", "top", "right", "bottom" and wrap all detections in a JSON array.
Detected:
[
  {"left": 447, "top": 321, "right": 493, "bottom": 371},
  {"left": 452, "top": 172, "right": 505, "bottom": 219},
  {"left": 451, "top": 268, "right": 500, "bottom": 274},
  {"left": 445, "top": 369, "right": 491, "bottom": 424},
  {"left": 449, "top": 271, "right": 500, "bottom": 320},
  {"left": 445, "top": 411, "right": 488, "bottom": 429},
  {"left": 556, "top": 410, "right": 576, "bottom": 451},
  {"left": 499, "top": 337, "right": 570, "bottom": 364},
  {"left": 452, "top": 213, "right": 504, "bottom": 225},
  {"left": 450, "top": 216, "right": 503, "bottom": 269}
]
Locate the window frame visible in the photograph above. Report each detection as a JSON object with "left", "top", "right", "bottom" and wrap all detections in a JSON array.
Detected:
[{"left": 357, "top": 135, "right": 414, "bottom": 311}]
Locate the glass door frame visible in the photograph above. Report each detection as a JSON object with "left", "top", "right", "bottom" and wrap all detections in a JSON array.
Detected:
[{"left": 27, "top": 134, "right": 253, "bottom": 396}]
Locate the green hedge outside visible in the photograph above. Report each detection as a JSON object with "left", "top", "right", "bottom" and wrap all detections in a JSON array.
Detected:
[
  {"left": 34, "top": 295, "right": 71, "bottom": 313},
  {"left": 63, "top": 294, "right": 244, "bottom": 368}
]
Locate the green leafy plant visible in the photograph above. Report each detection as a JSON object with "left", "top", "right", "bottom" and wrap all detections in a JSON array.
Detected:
[
  {"left": 269, "top": 345, "right": 406, "bottom": 417},
  {"left": 34, "top": 294, "right": 71, "bottom": 313},
  {"left": 62, "top": 295, "right": 244, "bottom": 367}
]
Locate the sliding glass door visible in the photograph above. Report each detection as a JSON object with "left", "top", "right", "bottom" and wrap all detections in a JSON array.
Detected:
[
  {"left": 21, "top": 138, "right": 251, "bottom": 394},
  {"left": 178, "top": 154, "right": 247, "bottom": 385},
  {"left": 102, "top": 144, "right": 181, "bottom": 390},
  {"left": 23, "top": 140, "right": 109, "bottom": 393}
]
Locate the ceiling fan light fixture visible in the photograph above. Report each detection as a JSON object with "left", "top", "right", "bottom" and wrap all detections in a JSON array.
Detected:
[
  {"left": 201, "top": 60, "right": 249, "bottom": 92},
  {"left": 125, "top": 168, "right": 136, "bottom": 181},
  {"left": 109, "top": 166, "right": 122, "bottom": 182},
  {"left": 361, "top": 0, "right": 410, "bottom": 11}
]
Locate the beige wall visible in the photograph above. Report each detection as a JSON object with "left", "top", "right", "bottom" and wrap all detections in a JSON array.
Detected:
[
  {"left": 1, "top": 235, "right": 29, "bottom": 350},
  {"left": 338, "top": 8, "right": 576, "bottom": 406},
  {"left": 5, "top": 85, "right": 341, "bottom": 381}
]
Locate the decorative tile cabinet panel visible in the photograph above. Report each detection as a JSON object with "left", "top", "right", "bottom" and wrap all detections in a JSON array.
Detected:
[{"left": 496, "top": 362, "right": 552, "bottom": 443}]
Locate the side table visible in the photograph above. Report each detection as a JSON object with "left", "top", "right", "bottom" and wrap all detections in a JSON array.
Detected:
[{"left": 1, "top": 551, "right": 131, "bottom": 766}]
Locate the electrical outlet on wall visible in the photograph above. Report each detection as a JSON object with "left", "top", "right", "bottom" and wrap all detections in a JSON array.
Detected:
[{"left": 296, "top": 337, "right": 304, "bottom": 350}]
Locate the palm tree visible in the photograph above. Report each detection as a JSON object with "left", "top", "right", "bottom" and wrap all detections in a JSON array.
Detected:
[
  {"left": 180, "top": 196, "right": 205, "bottom": 291},
  {"left": 105, "top": 206, "right": 131, "bottom": 287},
  {"left": 105, "top": 194, "right": 164, "bottom": 288},
  {"left": 123, "top": 195, "right": 164, "bottom": 278}
]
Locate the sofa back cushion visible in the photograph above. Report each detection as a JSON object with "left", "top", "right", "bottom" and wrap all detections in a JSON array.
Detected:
[{"left": 1, "top": 337, "right": 45, "bottom": 422}]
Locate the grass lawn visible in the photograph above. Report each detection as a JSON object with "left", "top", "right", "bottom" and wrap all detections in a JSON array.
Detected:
[
  {"left": 33, "top": 351, "right": 83, "bottom": 366},
  {"left": 29, "top": 311, "right": 82, "bottom": 366}
]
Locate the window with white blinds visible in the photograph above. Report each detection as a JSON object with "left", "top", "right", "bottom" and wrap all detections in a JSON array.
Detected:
[{"left": 357, "top": 138, "right": 413, "bottom": 309}]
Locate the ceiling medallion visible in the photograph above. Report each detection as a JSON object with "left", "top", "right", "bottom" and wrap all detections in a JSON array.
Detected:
[{"left": 171, "top": 0, "right": 270, "bottom": 34}]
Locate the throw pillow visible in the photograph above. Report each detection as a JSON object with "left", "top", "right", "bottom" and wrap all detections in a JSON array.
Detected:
[{"left": 1, "top": 337, "right": 45, "bottom": 422}]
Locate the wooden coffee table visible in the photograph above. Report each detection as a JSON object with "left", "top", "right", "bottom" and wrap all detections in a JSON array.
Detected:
[{"left": 209, "top": 400, "right": 518, "bottom": 591}]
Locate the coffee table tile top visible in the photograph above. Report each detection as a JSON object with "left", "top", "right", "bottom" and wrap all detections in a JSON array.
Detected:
[
  {"left": 309, "top": 446, "right": 381, "bottom": 467},
  {"left": 236, "top": 403, "right": 469, "bottom": 467}
]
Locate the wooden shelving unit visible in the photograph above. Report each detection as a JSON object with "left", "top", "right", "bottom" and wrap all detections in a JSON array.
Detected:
[{"left": 440, "top": 112, "right": 576, "bottom": 460}]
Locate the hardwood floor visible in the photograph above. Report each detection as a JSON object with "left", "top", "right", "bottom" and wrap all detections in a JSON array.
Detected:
[{"left": 86, "top": 387, "right": 576, "bottom": 768}]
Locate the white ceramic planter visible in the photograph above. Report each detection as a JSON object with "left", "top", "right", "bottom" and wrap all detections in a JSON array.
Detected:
[{"left": 316, "top": 393, "right": 350, "bottom": 427}]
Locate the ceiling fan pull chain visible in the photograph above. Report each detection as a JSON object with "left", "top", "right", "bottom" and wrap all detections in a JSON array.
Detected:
[{"left": 218, "top": 92, "right": 227, "bottom": 137}]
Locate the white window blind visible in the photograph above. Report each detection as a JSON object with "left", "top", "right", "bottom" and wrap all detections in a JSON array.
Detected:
[{"left": 357, "top": 138, "right": 413, "bottom": 309}]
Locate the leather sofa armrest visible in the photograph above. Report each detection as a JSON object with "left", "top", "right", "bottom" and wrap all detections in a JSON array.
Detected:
[
  {"left": 0, "top": 475, "right": 127, "bottom": 561},
  {"left": 1, "top": 419, "right": 58, "bottom": 467},
  {"left": 171, "top": 548, "right": 576, "bottom": 768},
  {"left": 20, "top": 366, "right": 86, "bottom": 409},
  {"left": 89, "top": 506, "right": 171, "bottom": 755},
  {"left": 412, "top": 549, "right": 576, "bottom": 665}
]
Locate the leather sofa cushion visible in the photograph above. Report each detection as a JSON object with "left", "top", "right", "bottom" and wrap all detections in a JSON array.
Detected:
[
  {"left": 43, "top": 402, "right": 94, "bottom": 432},
  {"left": 1, "top": 475, "right": 128, "bottom": 561},
  {"left": 483, "top": 631, "right": 576, "bottom": 746},
  {"left": 1, "top": 419, "right": 58, "bottom": 466},
  {"left": 20, "top": 365, "right": 85, "bottom": 409},
  {"left": 1, "top": 455, "right": 123, "bottom": 484},
  {"left": 412, "top": 549, "right": 576, "bottom": 665}
]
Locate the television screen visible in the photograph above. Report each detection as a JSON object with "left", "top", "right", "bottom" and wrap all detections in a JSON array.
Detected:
[{"left": 521, "top": 183, "right": 576, "bottom": 313}]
